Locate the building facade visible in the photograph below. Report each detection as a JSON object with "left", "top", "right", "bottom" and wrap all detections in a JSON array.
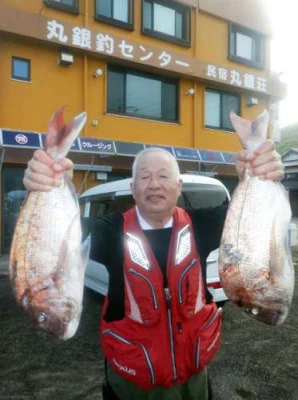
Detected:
[{"left": 0, "top": 0, "right": 285, "bottom": 253}]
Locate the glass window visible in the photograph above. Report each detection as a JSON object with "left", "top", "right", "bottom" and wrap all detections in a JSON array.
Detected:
[
  {"left": 126, "top": 75, "right": 162, "bottom": 118},
  {"left": 12, "top": 57, "right": 30, "bottom": 81},
  {"left": 229, "top": 23, "right": 264, "bottom": 69},
  {"left": 107, "top": 66, "right": 178, "bottom": 123},
  {"left": 95, "top": 0, "right": 133, "bottom": 29},
  {"left": 154, "top": 4, "right": 175, "bottom": 36},
  {"left": 44, "top": 0, "right": 79, "bottom": 14},
  {"left": 142, "top": 0, "right": 190, "bottom": 46},
  {"left": 205, "top": 89, "right": 240, "bottom": 131}
]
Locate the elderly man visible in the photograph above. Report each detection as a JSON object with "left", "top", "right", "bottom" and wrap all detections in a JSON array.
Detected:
[{"left": 23, "top": 142, "right": 284, "bottom": 400}]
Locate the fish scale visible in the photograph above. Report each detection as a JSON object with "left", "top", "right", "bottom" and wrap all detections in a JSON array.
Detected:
[
  {"left": 9, "top": 108, "right": 90, "bottom": 339},
  {"left": 218, "top": 110, "right": 294, "bottom": 325}
]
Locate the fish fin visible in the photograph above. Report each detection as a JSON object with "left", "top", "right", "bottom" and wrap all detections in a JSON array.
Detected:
[
  {"left": 230, "top": 110, "right": 269, "bottom": 151},
  {"left": 81, "top": 234, "right": 91, "bottom": 270},
  {"left": 45, "top": 107, "right": 87, "bottom": 160}
]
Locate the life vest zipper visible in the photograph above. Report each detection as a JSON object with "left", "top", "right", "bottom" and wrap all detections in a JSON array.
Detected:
[
  {"left": 201, "top": 307, "right": 223, "bottom": 332},
  {"left": 164, "top": 287, "right": 178, "bottom": 384},
  {"left": 129, "top": 268, "right": 158, "bottom": 309},
  {"left": 178, "top": 258, "right": 197, "bottom": 304},
  {"left": 195, "top": 307, "right": 223, "bottom": 369}
]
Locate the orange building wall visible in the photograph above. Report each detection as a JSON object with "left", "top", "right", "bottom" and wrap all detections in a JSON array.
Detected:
[{"left": 0, "top": 0, "right": 271, "bottom": 154}]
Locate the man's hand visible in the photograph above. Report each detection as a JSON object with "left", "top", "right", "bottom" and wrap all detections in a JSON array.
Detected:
[
  {"left": 236, "top": 140, "right": 284, "bottom": 182},
  {"left": 23, "top": 150, "right": 74, "bottom": 192}
]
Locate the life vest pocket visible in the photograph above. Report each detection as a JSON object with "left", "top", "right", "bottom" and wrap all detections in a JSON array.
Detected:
[
  {"left": 102, "top": 329, "right": 156, "bottom": 390},
  {"left": 193, "top": 306, "right": 222, "bottom": 371}
]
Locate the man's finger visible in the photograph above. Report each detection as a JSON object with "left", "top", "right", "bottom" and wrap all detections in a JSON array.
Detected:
[
  {"left": 253, "top": 160, "right": 284, "bottom": 180},
  {"left": 33, "top": 149, "right": 56, "bottom": 168},
  {"left": 23, "top": 176, "right": 54, "bottom": 192},
  {"left": 252, "top": 150, "right": 281, "bottom": 169},
  {"left": 254, "top": 139, "right": 275, "bottom": 157}
]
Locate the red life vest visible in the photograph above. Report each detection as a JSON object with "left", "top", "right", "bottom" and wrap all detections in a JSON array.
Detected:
[{"left": 100, "top": 206, "right": 222, "bottom": 391}]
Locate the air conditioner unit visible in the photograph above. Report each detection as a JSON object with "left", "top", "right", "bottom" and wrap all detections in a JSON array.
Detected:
[
  {"left": 95, "top": 172, "right": 108, "bottom": 181},
  {"left": 58, "top": 52, "right": 74, "bottom": 66},
  {"left": 246, "top": 96, "right": 258, "bottom": 107}
]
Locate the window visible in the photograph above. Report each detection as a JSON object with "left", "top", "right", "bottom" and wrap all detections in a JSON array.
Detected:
[
  {"left": 142, "top": 0, "right": 190, "bottom": 46},
  {"left": 205, "top": 89, "right": 240, "bottom": 131},
  {"left": 12, "top": 57, "right": 31, "bottom": 82},
  {"left": 95, "top": 0, "right": 134, "bottom": 29},
  {"left": 229, "top": 23, "right": 264, "bottom": 69},
  {"left": 44, "top": 0, "right": 79, "bottom": 15},
  {"left": 107, "top": 66, "right": 178, "bottom": 123}
]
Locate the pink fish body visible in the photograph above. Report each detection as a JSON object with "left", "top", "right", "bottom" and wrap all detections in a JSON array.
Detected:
[
  {"left": 219, "top": 110, "right": 294, "bottom": 325},
  {"left": 9, "top": 108, "right": 90, "bottom": 339}
]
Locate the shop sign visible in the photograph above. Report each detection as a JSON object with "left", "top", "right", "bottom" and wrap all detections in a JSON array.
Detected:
[
  {"left": 0, "top": 130, "right": 41, "bottom": 148},
  {"left": 40, "top": 134, "right": 81, "bottom": 151},
  {"left": 80, "top": 138, "right": 115, "bottom": 154},
  {"left": 200, "top": 150, "right": 224, "bottom": 163},
  {"left": 0, "top": 4, "right": 284, "bottom": 97},
  {"left": 114, "top": 141, "right": 145, "bottom": 156},
  {"left": 173, "top": 147, "right": 200, "bottom": 160}
]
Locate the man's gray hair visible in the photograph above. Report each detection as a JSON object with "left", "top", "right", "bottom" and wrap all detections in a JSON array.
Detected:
[{"left": 132, "top": 147, "right": 180, "bottom": 182}]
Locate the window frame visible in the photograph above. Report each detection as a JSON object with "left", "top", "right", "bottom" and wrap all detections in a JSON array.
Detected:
[
  {"left": 95, "top": 0, "right": 134, "bottom": 30},
  {"left": 11, "top": 57, "right": 31, "bottom": 82},
  {"left": 44, "top": 0, "right": 79, "bottom": 15},
  {"left": 107, "top": 65, "right": 179, "bottom": 123},
  {"left": 228, "top": 22, "right": 265, "bottom": 69},
  {"left": 204, "top": 88, "right": 241, "bottom": 131},
  {"left": 142, "top": 0, "right": 191, "bottom": 47}
]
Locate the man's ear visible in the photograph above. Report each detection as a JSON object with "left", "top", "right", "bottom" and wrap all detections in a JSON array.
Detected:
[
  {"left": 178, "top": 178, "right": 183, "bottom": 195},
  {"left": 130, "top": 181, "right": 135, "bottom": 199}
]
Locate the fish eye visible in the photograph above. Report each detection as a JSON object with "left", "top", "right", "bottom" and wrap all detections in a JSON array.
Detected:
[
  {"left": 245, "top": 306, "right": 259, "bottom": 316},
  {"left": 251, "top": 308, "right": 259, "bottom": 316},
  {"left": 37, "top": 312, "right": 47, "bottom": 323}
]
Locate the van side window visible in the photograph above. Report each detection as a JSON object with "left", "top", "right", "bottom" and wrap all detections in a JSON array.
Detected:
[
  {"left": 108, "top": 195, "right": 135, "bottom": 213},
  {"left": 89, "top": 195, "right": 113, "bottom": 218},
  {"left": 88, "top": 194, "right": 135, "bottom": 218}
]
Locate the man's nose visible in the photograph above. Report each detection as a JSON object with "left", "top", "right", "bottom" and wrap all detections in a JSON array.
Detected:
[{"left": 148, "top": 176, "right": 161, "bottom": 188}]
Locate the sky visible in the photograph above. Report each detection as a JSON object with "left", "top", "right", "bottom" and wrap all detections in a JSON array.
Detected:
[{"left": 265, "top": 0, "right": 298, "bottom": 128}]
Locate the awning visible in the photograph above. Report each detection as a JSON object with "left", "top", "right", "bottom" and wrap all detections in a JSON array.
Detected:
[{"left": 0, "top": 129, "right": 237, "bottom": 176}]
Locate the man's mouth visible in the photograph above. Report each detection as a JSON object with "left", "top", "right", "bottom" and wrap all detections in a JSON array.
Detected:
[{"left": 147, "top": 195, "right": 164, "bottom": 201}]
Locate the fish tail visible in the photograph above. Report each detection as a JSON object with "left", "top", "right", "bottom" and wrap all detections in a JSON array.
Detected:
[
  {"left": 230, "top": 110, "right": 269, "bottom": 152},
  {"left": 45, "top": 107, "right": 87, "bottom": 160}
]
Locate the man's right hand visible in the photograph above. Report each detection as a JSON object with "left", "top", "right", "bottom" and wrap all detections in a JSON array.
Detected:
[{"left": 23, "top": 150, "right": 74, "bottom": 192}]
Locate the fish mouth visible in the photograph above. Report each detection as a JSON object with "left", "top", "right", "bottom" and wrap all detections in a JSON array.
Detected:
[
  {"left": 244, "top": 305, "right": 288, "bottom": 326},
  {"left": 62, "top": 319, "right": 80, "bottom": 340}
]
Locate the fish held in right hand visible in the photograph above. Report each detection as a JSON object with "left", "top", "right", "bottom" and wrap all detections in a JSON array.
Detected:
[{"left": 219, "top": 110, "right": 294, "bottom": 326}]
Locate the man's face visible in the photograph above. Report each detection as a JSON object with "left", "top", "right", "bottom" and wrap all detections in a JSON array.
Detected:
[{"left": 130, "top": 152, "right": 182, "bottom": 222}]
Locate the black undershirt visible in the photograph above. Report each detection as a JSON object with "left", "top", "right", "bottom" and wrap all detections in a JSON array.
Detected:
[{"left": 143, "top": 228, "right": 172, "bottom": 285}]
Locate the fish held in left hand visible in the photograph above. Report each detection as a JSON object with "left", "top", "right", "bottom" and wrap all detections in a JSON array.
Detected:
[{"left": 9, "top": 108, "right": 90, "bottom": 340}]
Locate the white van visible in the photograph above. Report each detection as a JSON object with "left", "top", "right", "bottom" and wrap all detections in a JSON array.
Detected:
[{"left": 79, "top": 174, "right": 230, "bottom": 305}]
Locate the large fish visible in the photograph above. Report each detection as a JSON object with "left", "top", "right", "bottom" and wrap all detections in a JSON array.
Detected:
[
  {"left": 218, "top": 110, "right": 294, "bottom": 325},
  {"left": 9, "top": 108, "right": 90, "bottom": 339}
]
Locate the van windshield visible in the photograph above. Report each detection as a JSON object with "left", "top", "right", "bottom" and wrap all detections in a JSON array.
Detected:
[{"left": 82, "top": 182, "right": 229, "bottom": 218}]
